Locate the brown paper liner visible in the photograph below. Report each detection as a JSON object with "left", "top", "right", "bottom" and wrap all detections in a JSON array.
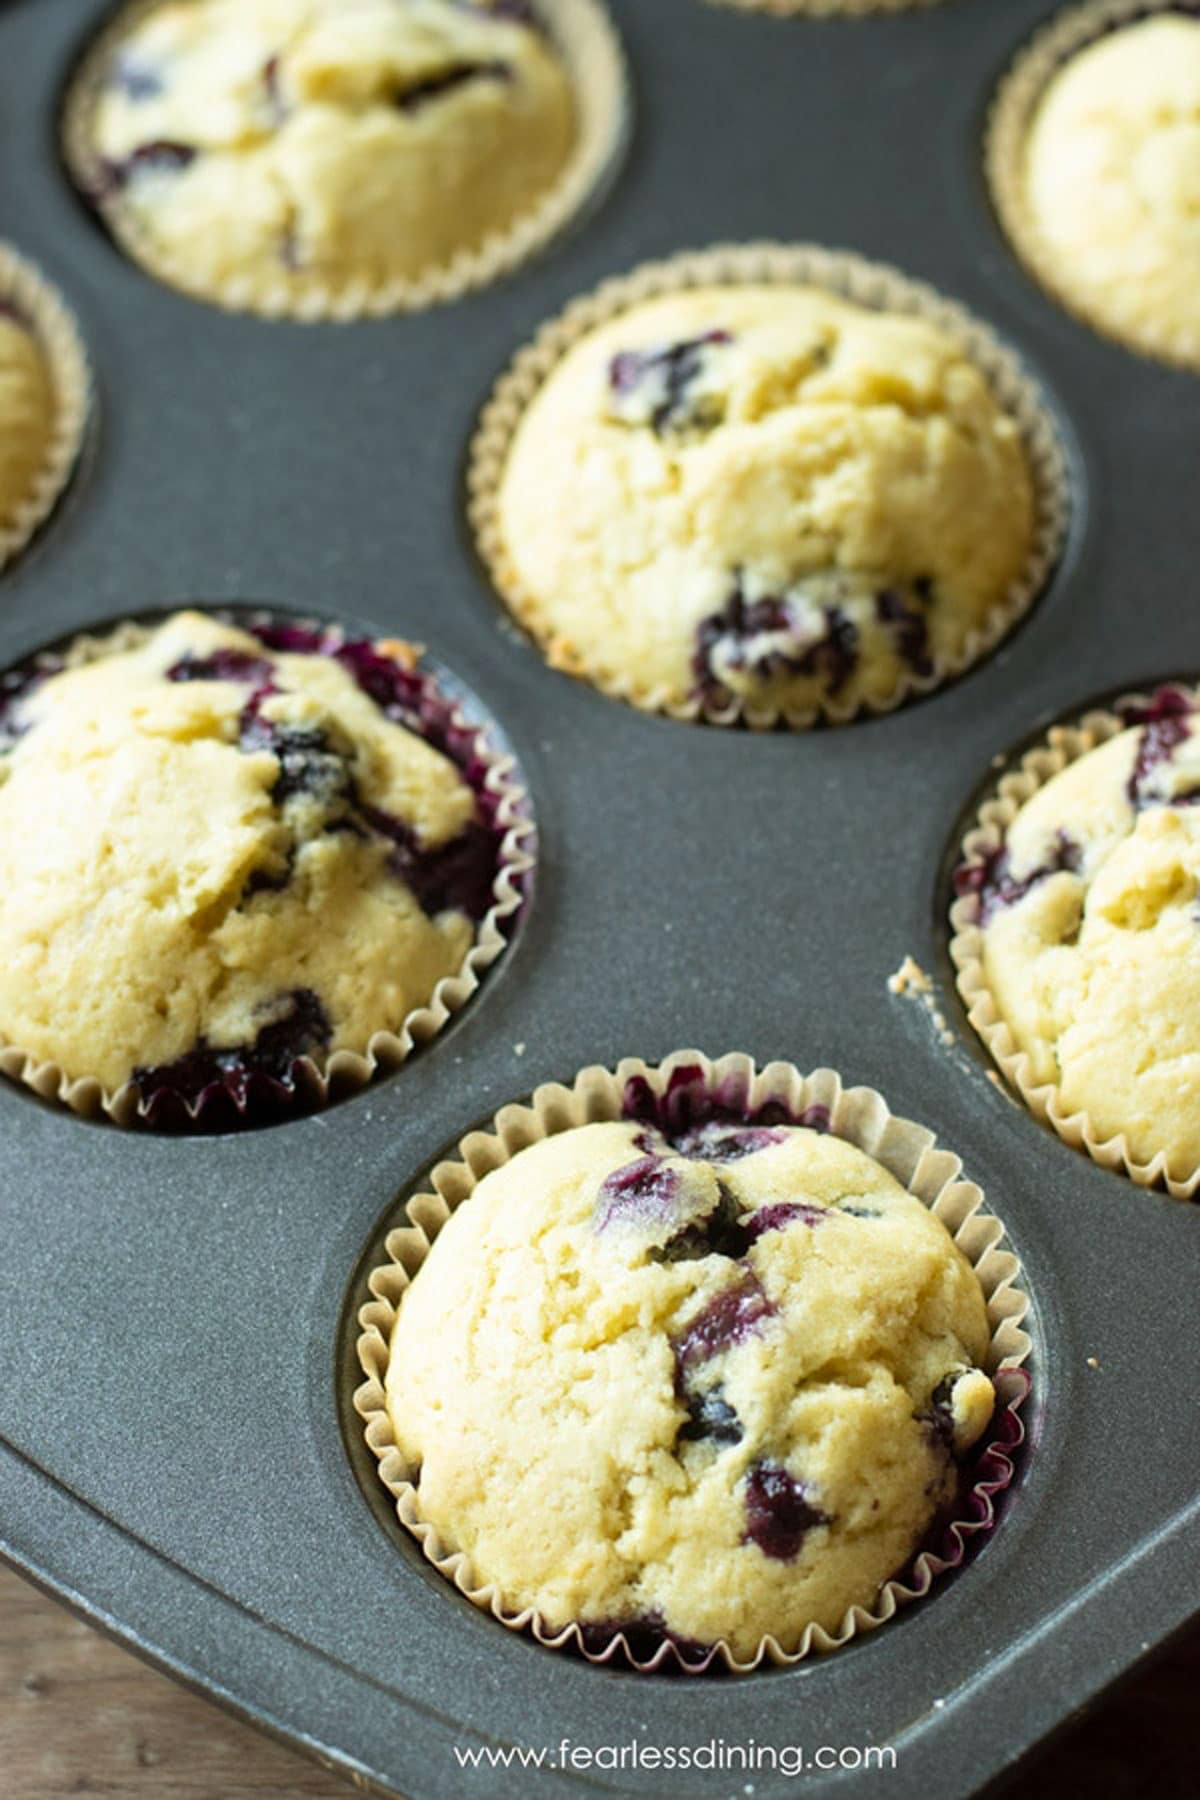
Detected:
[
  {"left": 950, "top": 683, "right": 1200, "bottom": 1198},
  {"left": 704, "top": 0, "right": 946, "bottom": 15},
  {"left": 0, "top": 246, "right": 91, "bottom": 576},
  {"left": 355, "top": 1050, "right": 1031, "bottom": 1671},
  {"left": 467, "top": 242, "right": 1071, "bottom": 728},
  {"left": 0, "top": 610, "right": 535, "bottom": 1129},
  {"left": 986, "top": 0, "right": 1200, "bottom": 372},
  {"left": 61, "top": 0, "right": 629, "bottom": 321}
]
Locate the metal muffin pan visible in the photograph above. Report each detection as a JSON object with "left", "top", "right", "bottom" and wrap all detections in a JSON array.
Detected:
[{"left": 1, "top": 0, "right": 1197, "bottom": 1794}]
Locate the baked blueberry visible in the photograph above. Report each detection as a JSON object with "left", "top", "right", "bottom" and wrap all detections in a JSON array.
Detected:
[
  {"left": 678, "top": 1382, "right": 743, "bottom": 1447},
  {"left": 694, "top": 585, "right": 859, "bottom": 705},
  {"left": 608, "top": 331, "right": 733, "bottom": 436},
  {"left": 955, "top": 830, "right": 1082, "bottom": 925},
  {"left": 394, "top": 60, "right": 511, "bottom": 112},
  {"left": 595, "top": 1154, "right": 683, "bottom": 1233},
  {"left": 875, "top": 585, "right": 934, "bottom": 679},
  {"left": 739, "top": 1201, "right": 827, "bottom": 1241},
  {"left": 1124, "top": 689, "right": 1199, "bottom": 810},
  {"left": 742, "top": 1461, "right": 828, "bottom": 1562},
  {"left": 133, "top": 986, "right": 330, "bottom": 1108},
  {"left": 671, "top": 1270, "right": 776, "bottom": 1375}
]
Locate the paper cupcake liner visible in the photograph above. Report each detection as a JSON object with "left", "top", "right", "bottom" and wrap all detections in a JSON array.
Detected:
[
  {"left": 355, "top": 1049, "right": 1031, "bottom": 1672},
  {"left": 0, "top": 609, "right": 535, "bottom": 1130},
  {"left": 986, "top": 0, "right": 1200, "bottom": 372},
  {"left": 61, "top": 0, "right": 629, "bottom": 321},
  {"left": 0, "top": 245, "right": 91, "bottom": 576},
  {"left": 467, "top": 241, "right": 1070, "bottom": 729},
  {"left": 704, "top": 0, "right": 947, "bottom": 16},
  {"left": 950, "top": 681, "right": 1200, "bottom": 1198}
]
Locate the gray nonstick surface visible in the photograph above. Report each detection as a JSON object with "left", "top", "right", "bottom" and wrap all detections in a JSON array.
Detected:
[{"left": 1, "top": 1, "right": 1198, "bottom": 1796}]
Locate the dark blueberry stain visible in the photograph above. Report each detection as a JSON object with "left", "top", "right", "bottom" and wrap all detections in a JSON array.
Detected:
[
  {"left": 623, "top": 1064, "right": 829, "bottom": 1148},
  {"left": 394, "top": 60, "right": 511, "bottom": 112},
  {"left": 575, "top": 1611, "right": 712, "bottom": 1667},
  {"left": 0, "top": 658, "right": 63, "bottom": 748},
  {"left": 838, "top": 1202, "right": 881, "bottom": 1219},
  {"left": 738, "top": 1200, "right": 826, "bottom": 1242},
  {"left": 955, "top": 829, "right": 1082, "bottom": 925},
  {"left": 133, "top": 987, "right": 331, "bottom": 1109},
  {"left": 671, "top": 1270, "right": 775, "bottom": 1378},
  {"left": 678, "top": 1382, "right": 743, "bottom": 1446},
  {"left": 669, "top": 1120, "right": 789, "bottom": 1164},
  {"left": 594, "top": 1154, "right": 682, "bottom": 1233},
  {"left": 609, "top": 330, "right": 732, "bottom": 436},
  {"left": 167, "top": 650, "right": 274, "bottom": 686},
  {"left": 251, "top": 622, "right": 325, "bottom": 655},
  {"left": 875, "top": 586, "right": 934, "bottom": 678},
  {"left": 111, "top": 53, "right": 164, "bottom": 101},
  {"left": 161, "top": 633, "right": 505, "bottom": 922},
  {"left": 357, "top": 805, "right": 500, "bottom": 920},
  {"left": 250, "top": 629, "right": 476, "bottom": 767},
  {"left": 652, "top": 1180, "right": 749, "bottom": 1263},
  {"left": 1119, "top": 687, "right": 1199, "bottom": 811},
  {"left": 742, "top": 1461, "right": 828, "bottom": 1561},
  {"left": 103, "top": 139, "right": 197, "bottom": 192},
  {"left": 693, "top": 583, "right": 858, "bottom": 704},
  {"left": 921, "top": 1373, "right": 961, "bottom": 1459},
  {"left": 919, "top": 1371, "right": 986, "bottom": 1461},
  {"left": 237, "top": 685, "right": 355, "bottom": 811},
  {"left": 241, "top": 853, "right": 294, "bottom": 901}
]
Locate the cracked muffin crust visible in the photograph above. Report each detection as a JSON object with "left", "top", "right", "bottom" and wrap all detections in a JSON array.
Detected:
[
  {"left": 0, "top": 306, "right": 55, "bottom": 537},
  {"left": 493, "top": 284, "right": 1037, "bottom": 720},
  {"left": 82, "top": 0, "right": 574, "bottom": 302},
  {"left": 0, "top": 611, "right": 504, "bottom": 1111},
  {"left": 385, "top": 1112, "right": 995, "bottom": 1658},
  {"left": 955, "top": 688, "right": 1200, "bottom": 1181},
  {"left": 1016, "top": 13, "right": 1200, "bottom": 366}
]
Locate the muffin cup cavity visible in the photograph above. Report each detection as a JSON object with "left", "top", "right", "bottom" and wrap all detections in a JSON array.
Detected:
[
  {"left": 987, "top": 0, "right": 1200, "bottom": 371},
  {"left": 950, "top": 682, "right": 1200, "bottom": 1198},
  {"left": 61, "top": 0, "right": 629, "bottom": 321},
  {"left": 355, "top": 1049, "right": 1031, "bottom": 1672},
  {"left": 0, "top": 244, "right": 91, "bottom": 575},
  {"left": 0, "top": 610, "right": 535, "bottom": 1130},
  {"left": 467, "top": 241, "right": 1070, "bottom": 729}
]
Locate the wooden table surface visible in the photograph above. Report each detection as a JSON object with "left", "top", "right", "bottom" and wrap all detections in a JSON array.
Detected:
[{"left": 2, "top": 1563, "right": 1197, "bottom": 1797}]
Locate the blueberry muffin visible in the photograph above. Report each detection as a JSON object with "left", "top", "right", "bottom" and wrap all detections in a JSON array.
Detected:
[
  {"left": 956, "top": 688, "right": 1200, "bottom": 1180},
  {"left": 492, "top": 284, "right": 1037, "bottom": 719},
  {"left": 386, "top": 1114, "right": 996, "bottom": 1658},
  {"left": 0, "top": 304, "right": 55, "bottom": 536},
  {"left": 0, "top": 612, "right": 504, "bottom": 1113},
  {"left": 83, "top": 0, "right": 575, "bottom": 303},
  {"left": 1016, "top": 13, "right": 1200, "bottom": 365}
]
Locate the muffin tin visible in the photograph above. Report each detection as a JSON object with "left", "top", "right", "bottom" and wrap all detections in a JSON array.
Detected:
[{"left": 1, "top": 0, "right": 1198, "bottom": 1795}]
